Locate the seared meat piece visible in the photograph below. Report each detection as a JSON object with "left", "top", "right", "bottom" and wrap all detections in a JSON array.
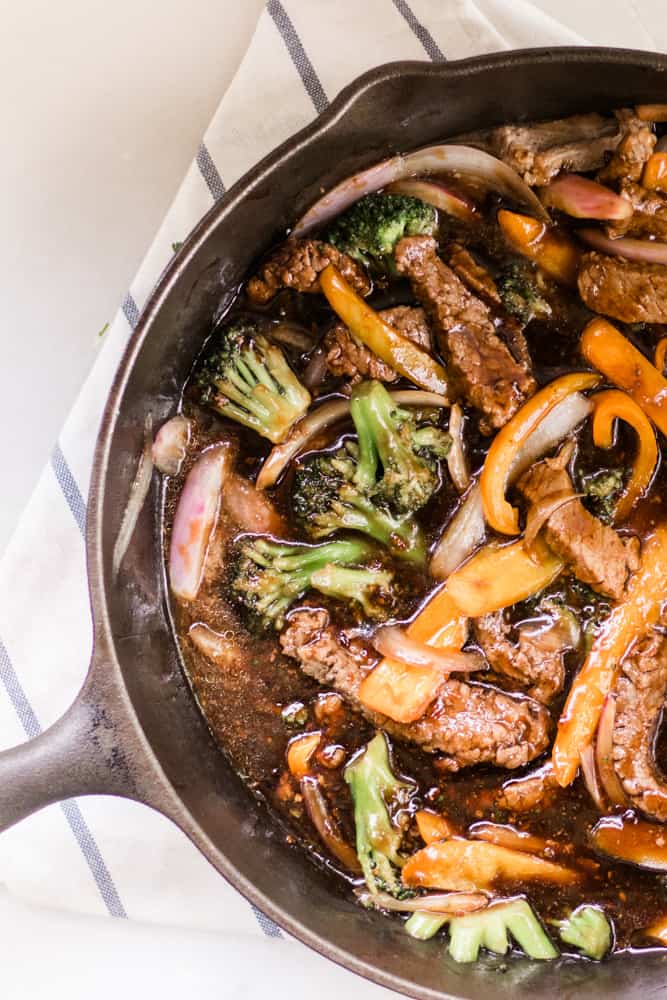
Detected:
[
  {"left": 323, "top": 305, "right": 431, "bottom": 384},
  {"left": 497, "top": 763, "right": 560, "bottom": 812},
  {"left": 608, "top": 180, "right": 667, "bottom": 240},
  {"left": 474, "top": 609, "right": 573, "bottom": 703},
  {"left": 578, "top": 251, "right": 667, "bottom": 325},
  {"left": 491, "top": 113, "right": 621, "bottom": 187},
  {"left": 519, "top": 446, "right": 640, "bottom": 601},
  {"left": 612, "top": 625, "right": 667, "bottom": 821},
  {"left": 246, "top": 239, "right": 371, "bottom": 304},
  {"left": 394, "top": 236, "right": 536, "bottom": 433},
  {"left": 280, "top": 609, "right": 551, "bottom": 772},
  {"left": 449, "top": 245, "right": 501, "bottom": 305},
  {"left": 598, "top": 110, "right": 656, "bottom": 185}
]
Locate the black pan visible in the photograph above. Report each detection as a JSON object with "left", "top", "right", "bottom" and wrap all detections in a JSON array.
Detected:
[{"left": 1, "top": 48, "right": 666, "bottom": 1000}]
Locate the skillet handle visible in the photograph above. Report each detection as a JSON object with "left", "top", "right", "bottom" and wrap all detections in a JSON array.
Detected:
[{"left": 0, "top": 644, "right": 147, "bottom": 833}]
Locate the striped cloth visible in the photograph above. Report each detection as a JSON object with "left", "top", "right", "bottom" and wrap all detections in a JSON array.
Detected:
[{"left": 0, "top": 0, "right": 664, "bottom": 939}]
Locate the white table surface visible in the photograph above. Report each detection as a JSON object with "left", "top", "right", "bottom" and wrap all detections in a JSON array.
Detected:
[{"left": 2, "top": 1, "right": 666, "bottom": 997}]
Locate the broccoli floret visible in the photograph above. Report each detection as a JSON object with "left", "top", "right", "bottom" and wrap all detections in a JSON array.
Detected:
[
  {"left": 443, "top": 899, "right": 558, "bottom": 964},
  {"left": 196, "top": 319, "right": 311, "bottom": 443},
  {"left": 232, "top": 536, "right": 391, "bottom": 630},
  {"left": 292, "top": 443, "right": 427, "bottom": 565},
  {"left": 344, "top": 733, "right": 414, "bottom": 896},
  {"left": 351, "top": 380, "right": 450, "bottom": 515},
  {"left": 497, "top": 259, "right": 552, "bottom": 325},
  {"left": 556, "top": 905, "right": 612, "bottom": 960},
  {"left": 325, "top": 193, "right": 437, "bottom": 275},
  {"left": 583, "top": 468, "right": 624, "bottom": 524}
]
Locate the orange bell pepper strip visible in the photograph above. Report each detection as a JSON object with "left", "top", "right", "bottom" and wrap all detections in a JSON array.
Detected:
[
  {"left": 552, "top": 522, "right": 667, "bottom": 787},
  {"left": 480, "top": 372, "right": 600, "bottom": 536},
  {"left": 415, "top": 810, "right": 458, "bottom": 844},
  {"left": 497, "top": 209, "right": 581, "bottom": 286},
  {"left": 357, "top": 588, "right": 467, "bottom": 724},
  {"left": 319, "top": 264, "right": 449, "bottom": 396},
  {"left": 655, "top": 336, "right": 667, "bottom": 375},
  {"left": 445, "top": 535, "right": 563, "bottom": 617},
  {"left": 581, "top": 318, "right": 667, "bottom": 437},
  {"left": 287, "top": 731, "right": 321, "bottom": 779},
  {"left": 642, "top": 152, "right": 667, "bottom": 191},
  {"left": 591, "top": 390, "right": 658, "bottom": 523},
  {"left": 402, "top": 838, "right": 577, "bottom": 893}
]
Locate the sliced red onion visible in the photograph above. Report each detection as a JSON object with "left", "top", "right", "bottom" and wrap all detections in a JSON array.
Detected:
[
  {"left": 222, "top": 472, "right": 286, "bottom": 535},
  {"left": 301, "top": 776, "right": 362, "bottom": 872},
  {"left": 595, "top": 695, "right": 628, "bottom": 807},
  {"left": 523, "top": 491, "right": 584, "bottom": 546},
  {"left": 152, "top": 414, "right": 191, "bottom": 476},
  {"left": 292, "top": 144, "right": 548, "bottom": 236},
  {"left": 578, "top": 227, "right": 667, "bottom": 266},
  {"left": 446, "top": 403, "right": 470, "bottom": 494},
  {"left": 430, "top": 391, "right": 592, "bottom": 580},
  {"left": 468, "top": 821, "right": 550, "bottom": 855},
  {"left": 112, "top": 414, "right": 154, "bottom": 581},
  {"left": 268, "top": 321, "right": 315, "bottom": 352},
  {"left": 188, "top": 623, "right": 238, "bottom": 666},
  {"left": 539, "top": 174, "right": 633, "bottom": 222},
  {"left": 358, "top": 890, "right": 488, "bottom": 915},
  {"left": 372, "top": 626, "right": 485, "bottom": 674},
  {"left": 169, "top": 443, "right": 233, "bottom": 601},
  {"left": 301, "top": 345, "right": 328, "bottom": 391},
  {"left": 580, "top": 744, "right": 605, "bottom": 812},
  {"left": 256, "top": 390, "right": 449, "bottom": 490},
  {"left": 386, "top": 179, "right": 476, "bottom": 222}
]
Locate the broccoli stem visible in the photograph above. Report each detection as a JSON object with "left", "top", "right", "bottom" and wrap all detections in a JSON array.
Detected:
[
  {"left": 405, "top": 912, "right": 448, "bottom": 940},
  {"left": 344, "top": 733, "right": 414, "bottom": 896},
  {"left": 556, "top": 905, "right": 612, "bottom": 960},
  {"left": 446, "top": 899, "right": 558, "bottom": 963},
  {"left": 310, "top": 564, "right": 393, "bottom": 619}
]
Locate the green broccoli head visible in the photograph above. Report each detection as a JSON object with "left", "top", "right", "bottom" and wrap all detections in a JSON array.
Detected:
[
  {"left": 583, "top": 468, "right": 624, "bottom": 524},
  {"left": 292, "top": 443, "right": 427, "bottom": 565},
  {"left": 497, "top": 259, "right": 552, "bottom": 325},
  {"left": 556, "top": 905, "right": 612, "bottom": 960},
  {"left": 344, "top": 733, "right": 415, "bottom": 896},
  {"left": 232, "top": 536, "right": 392, "bottom": 630},
  {"left": 351, "top": 380, "right": 450, "bottom": 516},
  {"left": 196, "top": 319, "right": 311, "bottom": 443},
  {"left": 325, "top": 193, "right": 437, "bottom": 275}
]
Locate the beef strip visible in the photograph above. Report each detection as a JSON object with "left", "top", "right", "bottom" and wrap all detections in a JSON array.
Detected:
[
  {"left": 246, "top": 239, "right": 371, "bottom": 304},
  {"left": 280, "top": 608, "right": 551, "bottom": 772},
  {"left": 473, "top": 609, "right": 572, "bottom": 703},
  {"left": 598, "top": 110, "right": 656, "bottom": 186},
  {"left": 578, "top": 251, "right": 667, "bottom": 325},
  {"left": 608, "top": 180, "right": 667, "bottom": 240},
  {"left": 323, "top": 305, "right": 431, "bottom": 384},
  {"left": 394, "top": 236, "right": 536, "bottom": 433},
  {"left": 518, "top": 445, "right": 640, "bottom": 601},
  {"left": 612, "top": 624, "right": 667, "bottom": 821},
  {"left": 491, "top": 113, "right": 621, "bottom": 187},
  {"left": 497, "top": 763, "right": 560, "bottom": 812},
  {"left": 449, "top": 245, "right": 501, "bottom": 305}
]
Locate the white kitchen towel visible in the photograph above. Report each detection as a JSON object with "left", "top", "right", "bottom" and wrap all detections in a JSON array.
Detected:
[{"left": 0, "top": 0, "right": 664, "bottom": 937}]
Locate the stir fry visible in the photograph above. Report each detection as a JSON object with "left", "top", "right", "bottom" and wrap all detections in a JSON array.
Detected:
[{"left": 160, "top": 102, "right": 667, "bottom": 965}]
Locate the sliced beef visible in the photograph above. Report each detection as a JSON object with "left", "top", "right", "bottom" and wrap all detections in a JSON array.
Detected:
[
  {"left": 474, "top": 609, "right": 573, "bottom": 703},
  {"left": 491, "top": 112, "right": 621, "bottom": 187},
  {"left": 323, "top": 305, "right": 431, "bottom": 385},
  {"left": 518, "top": 446, "right": 640, "bottom": 601},
  {"left": 449, "top": 245, "right": 501, "bottom": 306},
  {"left": 394, "top": 236, "right": 536, "bottom": 433},
  {"left": 578, "top": 251, "right": 667, "bottom": 325},
  {"left": 598, "top": 110, "right": 656, "bottom": 186},
  {"left": 612, "top": 625, "right": 667, "bottom": 821},
  {"left": 246, "top": 239, "right": 371, "bottom": 304},
  {"left": 280, "top": 608, "right": 551, "bottom": 772},
  {"left": 608, "top": 180, "right": 667, "bottom": 240},
  {"left": 497, "top": 763, "right": 560, "bottom": 812}
]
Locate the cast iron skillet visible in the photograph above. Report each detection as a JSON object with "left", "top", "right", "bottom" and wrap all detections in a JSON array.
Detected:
[{"left": 1, "top": 47, "right": 666, "bottom": 1000}]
